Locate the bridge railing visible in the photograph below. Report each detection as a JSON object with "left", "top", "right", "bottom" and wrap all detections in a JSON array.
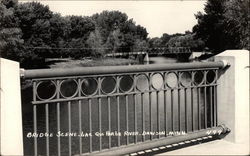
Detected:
[{"left": 21, "top": 61, "right": 229, "bottom": 156}]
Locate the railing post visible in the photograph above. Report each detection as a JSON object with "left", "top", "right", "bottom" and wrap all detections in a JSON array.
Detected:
[
  {"left": 215, "top": 50, "right": 249, "bottom": 147},
  {"left": 0, "top": 58, "right": 23, "bottom": 155}
]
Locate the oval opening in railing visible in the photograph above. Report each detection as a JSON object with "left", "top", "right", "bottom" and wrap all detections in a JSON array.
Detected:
[
  {"left": 101, "top": 76, "right": 117, "bottom": 94},
  {"left": 165, "top": 72, "right": 178, "bottom": 88},
  {"left": 206, "top": 70, "right": 216, "bottom": 84},
  {"left": 119, "top": 75, "right": 134, "bottom": 93},
  {"left": 36, "top": 80, "right": 57, "bottom": 100},
  {"left": 180, "top": 72, "right": 192, "bottom": 87},
  {"left": 194, "top": 71, "right": 204, "bottom": 86},
  {"left": 152, "top": 73, "right": 164, "bottom": 90},
  {"left": 81, "top": 78, "right": 98, "bottom": 96},
  {"left": 60, "top": 79, "right": 78, "bottom": 98},
  {"left": 136, "top": 74, "right": 149, "bottom": 91}
]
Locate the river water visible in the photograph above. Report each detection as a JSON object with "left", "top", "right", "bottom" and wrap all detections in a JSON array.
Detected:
[{"left": 22, "top": 56, "right": 208, "bottom": 155}]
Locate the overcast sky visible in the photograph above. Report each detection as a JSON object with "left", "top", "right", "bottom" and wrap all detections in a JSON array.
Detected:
[{"left": 21, "top": 0, "right": 206, "bottom": 38}]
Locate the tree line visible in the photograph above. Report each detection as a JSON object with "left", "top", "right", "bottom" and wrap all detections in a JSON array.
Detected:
[
  {"left": 0, "top": 0, "right": 249, "bottom": 68},
  {"left": 0, "top": 0, "right": 148, "bottom": 68},
  {"left": 149, "top": 0, "right": 249, "bottom": 54}
]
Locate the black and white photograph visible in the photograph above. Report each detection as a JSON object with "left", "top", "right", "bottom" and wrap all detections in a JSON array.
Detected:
[{"left": 0, "top": 0, "right": 249, "bottom": 155}]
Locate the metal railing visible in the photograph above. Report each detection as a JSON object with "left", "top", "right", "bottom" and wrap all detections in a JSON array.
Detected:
[{"left": 21, "top": 61, "right": 229, "bottom": 156}]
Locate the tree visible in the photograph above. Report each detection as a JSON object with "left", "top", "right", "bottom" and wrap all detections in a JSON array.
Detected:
[
  {"left": 92, "top": 11, "right": 128, "bottom": 42},
  {"left": 193, "top": 0, "right": 227, "bottom": 53},
  {"left": 148, "top": 37, "right": 162, "bottom": 49},
  {"left": 49, "top": 13, "right": 69, "bottom": 57},
  {"left": 135, "top": 24, "right": 148, "bottom": 40},
  {"left": 193, "top": 0, "right": 249, "bottom": 52},
  {"left": 1, "top": 1, "right": 150, "bottom": 67},
  {"left": 15, "top": 2, "right": 53, "bottom": 41},
  {"left": 0, "top": 0, "right": 24, "bottom": 61},
  {"left": 66, "top": 38, "right": 89, "bottom": 59},
  {"left": 133, "top": 39, "right": 149, "bottom": 52},
  {"left": 105, "top": 29, "right": 123, "bottom": 54},
  {"left": 93, "top": 11, "right": 148, "bottom": 52},
  {"left": 62, "top": 15, "right": 95, "bottom": 58},
  {"left": 161, "top": 33, "right": 171, "bottom": 46},
  {"left": 223, "top": 0, "right": 250, "bottom": 50},
  {"left": 14, "top": 1, "right": 54, "bottom": 63},
  {"left": 86, "top": 29, "right": 105, "bottom": 57},
  {"left": 167, "top": 33, "right": 204, "bottom": 51},
  {"left": 1, "top": 0, "right": 18, "bottom": 9},
  {"left": 68, "top": 15, "right": 95, "bottom": 40}
]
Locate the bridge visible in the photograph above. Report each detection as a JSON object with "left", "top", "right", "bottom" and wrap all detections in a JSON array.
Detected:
[
  {"left": 104, "top": 51, "right": 149, "bottom": 64},
  {"left": 147, "top": 47, "right": 192, "bottom": 55},
  {"left": 104, "top": 47, "right": 194, "bottom": 63},
  {"left": 0, "top": 50, "right": 249, "bottom": 156},
  {"left": 21, "top": 61, "right": 228, "bottom": 156},
  {"left": 105, "top": 47, "right": 192, "bottom": 57},
  {"left": 105, "top": 51, "right": 148, "bottom": 57}
]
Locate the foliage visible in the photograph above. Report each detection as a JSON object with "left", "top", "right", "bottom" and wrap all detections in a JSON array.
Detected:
[
  {"left": 223, "top": 0, "right": 249, "bottom": 50},
  {"left": 92, "top": 11, "right": 128, "bottom": 42},
  {"left": 68, "top": 15, "right": 95, "bottom": 39},
  {"left": 1, "top": 2, "right": 149, "bottom": 68},
  {"left": 13, "top": 1, "right": 54, "bottom": 67},
  {"left": 148, "top": 37, "right": 162, "bottom": 48},
  {"left": 2, "top": 0, "right": 247, "bottom": 68},
  {"left": 148, "top": 32, "right": 204, "bottom": 51},
  {"left": 167, "top": 32, "right": 205, "bottom": 51},
  {"left": 86, "top": 29, "right": 105, "bottom": 57},
  {"left": 133, "top": 39, "right": 149, "bottom": 52},
  {"left": 193, "top": 0, "right": 249, "bottom": 53},
  {"left": 160, "top": 33, "right": 171, "bottom": 46},
  {"left": 105, "top": 29, "right": 123, "bottom": 53},
  {"left": 93, "top": 11, "right": 148, "bottom": 53},
  {"left": 0, "top": 0, "right": 24, "bottom": 61}
]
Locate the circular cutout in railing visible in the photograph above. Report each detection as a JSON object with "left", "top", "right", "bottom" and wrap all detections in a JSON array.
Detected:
[
  {"left": 120, "top": 75, "right": 134, "bottom": 93},
  {"left": 194, "top": 71, "right": 204, "bottom": 86},
  {"left": 165, "top": 72, "right": 178, "bottom": 88},
  {"left": 60, "top": 79, "right": 78, "bottom": 98},
  {"left": 136, "top": 74, "right": 149, "bottom": 91},
  {"left": 101, "top": 77, "right": 116, "bottom": 94},
  {"left": 152, "top": 73, "right": 163, "bottom": 90},
  {"left": 206, "top": 70, "right": 216, "bottom": 84},
  {"left": 36, "top": 80, "right": 56, "bottom": 100},
  {"left": 81, "top": 78, "right": 98, "bottom": 96},
  {"left": 180, "top": 72, "right": 192, "bottom": 87}
]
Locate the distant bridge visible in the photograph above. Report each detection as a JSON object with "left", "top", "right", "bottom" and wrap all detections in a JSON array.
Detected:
[
  {"left": 104, "top": 47, "right": 214, "bottom": 63},
  {"left": 105, "top": 51, "right": 148, "bottom": 57},
  {"left": 104, "top": 47, "right": 193, "bottom": 63},
  {"left": 105, "top": 47, "right": 192, "bottom": 57},
  {"left": 104, "top": 51, "right": 149, "bottom": 64},
  {"left": 147, "top": 47, "right": 192, "bottom": 55}
]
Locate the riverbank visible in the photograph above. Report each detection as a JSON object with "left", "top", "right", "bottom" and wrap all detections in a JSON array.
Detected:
[{"left": 47, "top": 57, "right": 139, "bottom": 68}]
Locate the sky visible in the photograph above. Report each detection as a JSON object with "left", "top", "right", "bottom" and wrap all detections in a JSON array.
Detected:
[{"left": 21, "top": 0, "right": 206, "bottom": 38}]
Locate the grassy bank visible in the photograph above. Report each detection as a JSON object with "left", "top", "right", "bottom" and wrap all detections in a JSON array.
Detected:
[{"left": 47, "top": 57, "right": 139, "bottom": 68}]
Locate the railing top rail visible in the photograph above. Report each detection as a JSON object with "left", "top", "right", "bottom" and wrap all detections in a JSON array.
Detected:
[{"left": 21, "top": 61, "right": 225, "bottom": 79}]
